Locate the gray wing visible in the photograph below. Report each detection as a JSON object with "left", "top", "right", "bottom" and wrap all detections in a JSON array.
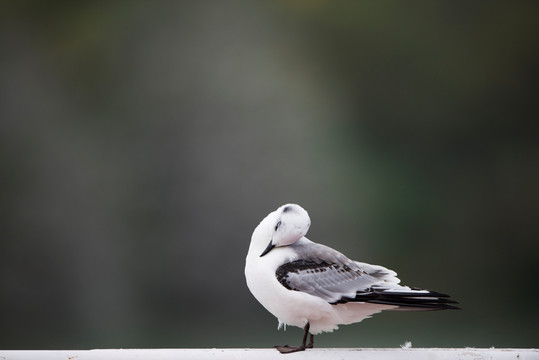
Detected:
[
  {"left": 278, "top": 240, "right": 403, "bottom": 303},
  {"left": 276, "top": 259, "right": 400, "bottom": 303},
  {"left": 279, "top": 240, "right": 459, "bottom": 309}
]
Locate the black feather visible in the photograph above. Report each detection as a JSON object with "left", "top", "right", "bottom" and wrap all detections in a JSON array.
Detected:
[
  {"left": 335, "top": 288, "right": 461, "bottom": 310},
  {"left": 276, "top": 260, "right": 460, "bottom": 310}
]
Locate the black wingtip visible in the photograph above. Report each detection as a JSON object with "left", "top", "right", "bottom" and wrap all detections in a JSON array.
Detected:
[
  {"left": 367, "top": 300, "right": 461, "bottom": 310},
  {"left": 347, "top": 288, "right": 460, "bottom": 310}
]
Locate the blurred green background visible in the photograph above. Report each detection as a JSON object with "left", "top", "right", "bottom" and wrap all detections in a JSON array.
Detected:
[{"left": 1, "top": 0, "right": 538, "bottom": 350}]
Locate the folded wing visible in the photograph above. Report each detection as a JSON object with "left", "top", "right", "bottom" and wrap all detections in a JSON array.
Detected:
[{"left": 275, "top": 259, "right": 459, "bottom": 310}]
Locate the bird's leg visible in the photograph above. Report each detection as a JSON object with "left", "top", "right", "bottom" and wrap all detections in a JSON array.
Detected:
[
  {"left": 275, "top": 323, "right": 312, "bottom": 354},
  {"left": 306, "top": 333, "right": 314, "bottom": 348},
  {"left": 300, "top": 322, "right": 310, "bottom": 347}
]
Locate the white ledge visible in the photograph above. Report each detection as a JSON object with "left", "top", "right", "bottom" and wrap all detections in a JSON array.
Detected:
[{"left": 0, "top": 348, "right": 536, "bottom": 360}]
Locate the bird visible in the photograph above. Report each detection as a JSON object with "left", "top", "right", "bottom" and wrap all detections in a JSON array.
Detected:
[{"left": 245, "top": 204, "right": 459, "bottom": 354}]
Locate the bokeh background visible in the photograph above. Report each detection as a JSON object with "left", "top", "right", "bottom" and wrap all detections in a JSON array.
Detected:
[{"left": 1, "top": 0, "right": 538, "bottom": 350}]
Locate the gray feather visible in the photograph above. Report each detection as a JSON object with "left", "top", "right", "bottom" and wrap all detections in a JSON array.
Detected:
[
  {"left": 276, "top": 239, "right": 459, "bottom": 309},
  {"left": 276, "top": 239, "right": 398, "bottom": 303}
]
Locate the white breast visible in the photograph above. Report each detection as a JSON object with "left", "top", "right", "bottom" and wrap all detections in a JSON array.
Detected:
[{"left": 245, "top": 245, "right": 338, "bottom": 332}]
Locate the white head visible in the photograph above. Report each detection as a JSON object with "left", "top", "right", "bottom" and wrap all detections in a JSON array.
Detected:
[{"left": 258, "top": 204, "right": 311, "bottom": 257}]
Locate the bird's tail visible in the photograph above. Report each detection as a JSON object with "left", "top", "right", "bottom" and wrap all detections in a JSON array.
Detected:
[{"left": 354, "top": 288, "right": 460, "bottom": 310}]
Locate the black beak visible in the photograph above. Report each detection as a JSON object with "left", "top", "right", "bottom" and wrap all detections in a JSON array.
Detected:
[{"left": 260, "top": 241, "right": 275, "bottom": 257}]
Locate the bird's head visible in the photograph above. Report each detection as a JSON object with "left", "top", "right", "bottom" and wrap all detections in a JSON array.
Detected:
[{"left": 259, "top": 204, "right": 311, "bottom": 257}]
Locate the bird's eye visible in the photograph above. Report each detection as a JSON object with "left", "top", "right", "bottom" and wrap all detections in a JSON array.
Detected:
[{"left": 274, "top": 221, "right": 281, "bottom": 231}]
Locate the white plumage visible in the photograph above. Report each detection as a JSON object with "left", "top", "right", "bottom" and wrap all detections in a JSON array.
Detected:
[{"left": 244, "top": 204, "right": 458, "bottom": 353}]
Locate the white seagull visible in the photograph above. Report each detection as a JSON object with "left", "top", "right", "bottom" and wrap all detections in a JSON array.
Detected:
[{"left": 245, "top": 204, "right": 459, "bottom": 354}]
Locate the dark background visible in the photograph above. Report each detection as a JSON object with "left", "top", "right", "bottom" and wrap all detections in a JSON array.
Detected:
[{"left": 1, "top": 1, "right": 538, "bottom": 349}]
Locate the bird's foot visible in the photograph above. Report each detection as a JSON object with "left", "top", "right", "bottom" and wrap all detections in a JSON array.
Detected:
[{"left": 274, "top": 345, "right": 306, "bottom": 354}]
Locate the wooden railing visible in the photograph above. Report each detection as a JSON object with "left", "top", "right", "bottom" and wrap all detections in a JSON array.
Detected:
[{"left": 0, "top": 348, "right": 536, "bottom": 359}]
